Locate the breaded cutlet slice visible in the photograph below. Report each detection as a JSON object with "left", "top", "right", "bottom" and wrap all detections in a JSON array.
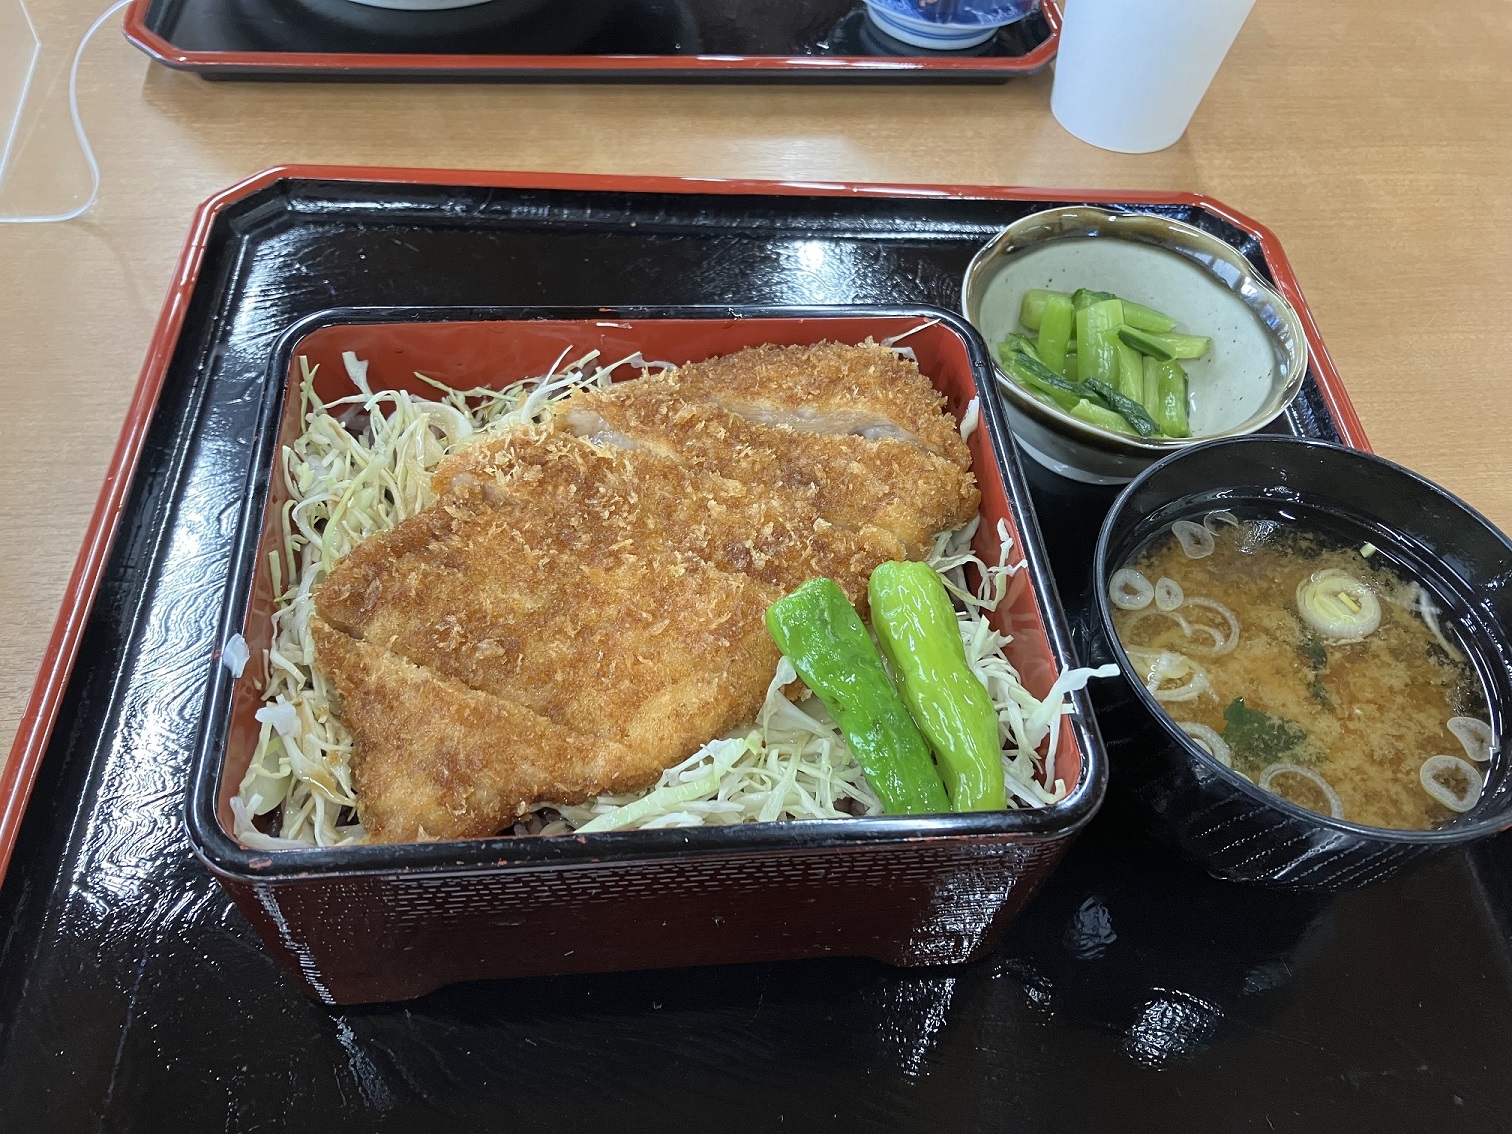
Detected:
[
  {"left": 552, "top": 377, "right": 979, "bottom": 560},
  {"left": 429, "top": 427, "right": 906, "bottom": 607},
  {"left": 311, "top": 617, "right": 645, "bottom": 843},
  {"left": 314, "top": 491, "right": 783, "bottom": 768},
  {"left": 668, "top": 340, "right": 973, "bottom": 469}
]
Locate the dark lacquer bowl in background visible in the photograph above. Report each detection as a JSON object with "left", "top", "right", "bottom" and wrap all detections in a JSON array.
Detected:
[{"left": 1086, "top": 435, "right": 1512, "bottom": 891}]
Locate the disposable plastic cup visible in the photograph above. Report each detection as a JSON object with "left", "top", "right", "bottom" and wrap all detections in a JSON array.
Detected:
[{"left": 1050, "top": 0, "right": 1257, "bottom": 154}]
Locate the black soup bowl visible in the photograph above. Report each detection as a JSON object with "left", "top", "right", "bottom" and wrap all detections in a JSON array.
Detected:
[{"left": 1089, "top": 435, "right": 1512, "bottom": 891}]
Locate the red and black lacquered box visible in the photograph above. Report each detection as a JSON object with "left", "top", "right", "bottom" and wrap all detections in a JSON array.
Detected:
[{"left": 186, "top": 304, "right": 1107, "bottom": 1004}]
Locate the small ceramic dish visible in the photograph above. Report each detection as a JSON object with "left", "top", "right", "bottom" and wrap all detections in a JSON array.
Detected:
[
  {"left": 961, "top": 206, "right": 1309, "bottom": 485},
  {"left": 863, "top": 0, "right": 1037, "bottom": 50},
  {"left": 1088, "top": 436, "right": 1512, "bottom": 890}
]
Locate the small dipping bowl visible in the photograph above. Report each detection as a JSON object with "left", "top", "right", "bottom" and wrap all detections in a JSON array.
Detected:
[
  {"left": 1088, "top": 436, "right": 1512, "bottom": 891},
  {"left": 962, "top": 206, "right": 1308, "bottom": 485},
  {"left": 863, "top": 0, "right": 1037, "bottom": 49}
]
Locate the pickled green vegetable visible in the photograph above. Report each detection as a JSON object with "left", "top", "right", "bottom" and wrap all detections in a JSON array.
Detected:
[
  {"left": 1155, "top": 360, "right": 1191, "bottom": 437},
  {"left": 869, "top": 562, "right": 1007, "bottom": 812},
  {"left": 1118, "top": 325, "right": 1177, "bottom": 361},
  {"left": 1143, "top": 331, "right": 1211, "bottom": 359},
  {"left": 1081, "top": 377, "right": 1161, "bottom": 438},
  {"left": 1037, "top": 292, "right": 1075, "bottom": 375},
  {"left": 765, "top": 578, "right": 950, "bottom": 815},
  {"left": 1070, "top": 398, "right": 1135, "bottom": 434},
  {"left": 1076, "top": 298, "right": 1122, "bottom": 388},
  {"left": 1114, "top": 338, "right": 1144, "bottom": 402},
  {"left": 1004, "top": 354, "right": 1081, "bottom": 412},
  {"left": 1141, "top": 355, "right": 1161, "bottom": 417},
  {"left": 1001, "top": 284, "right": 1203, "bottom": 440},
  {"left": 997, "top": 332, "right": 1043, "bottom": 365},
  {"left": 1071, "top": 289, "right": 1177, "bottom": 332},
  {"left": 1018, "top": 288, "right": 1063, "bottom": 331}
]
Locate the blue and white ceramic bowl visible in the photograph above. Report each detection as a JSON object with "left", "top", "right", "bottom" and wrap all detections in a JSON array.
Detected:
[{"left": 864, "top": 0, "right": 1038, "bottom": 50}]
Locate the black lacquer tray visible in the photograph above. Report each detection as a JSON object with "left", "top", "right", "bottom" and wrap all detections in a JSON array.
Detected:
[
  {"left": 1, "top": 169, "right": 1508, "bottom": 1132},
  {"left": 124, "top": 0, "right": 1059, "bottom": 82}
]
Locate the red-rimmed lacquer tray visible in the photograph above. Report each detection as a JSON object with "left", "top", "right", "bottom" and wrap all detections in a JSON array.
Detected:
[
  {"left": 20, "top": 171, "right": 1509, "bottom": 1134},
  {"left": 0, "top": 168, "right": 1366, "bottom": 892},
  {"left": 123, "top": 0, "right": 1060, "bottom": 82}
]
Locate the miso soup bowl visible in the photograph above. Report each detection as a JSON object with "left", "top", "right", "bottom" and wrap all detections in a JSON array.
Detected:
[{"left": 1085, "top": 436, "right": 1512, "bottom": 891}]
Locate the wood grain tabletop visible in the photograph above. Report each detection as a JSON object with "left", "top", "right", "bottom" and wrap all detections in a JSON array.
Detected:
[{"left": 2, "top": 0, "right": 1509, "bottom": 760}]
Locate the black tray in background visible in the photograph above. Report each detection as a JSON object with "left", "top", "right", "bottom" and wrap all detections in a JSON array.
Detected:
[
  {"left": 1, "top": 176, "right": 1508, "bottom": 1132},
  {"left": 130, "top": 0, "right": 1056, "bottom": 82}
]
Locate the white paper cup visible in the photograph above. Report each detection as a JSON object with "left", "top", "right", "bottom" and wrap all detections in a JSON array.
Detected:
[{"left": 1050, "top": 0, "right": 1257, "bottom": 154}]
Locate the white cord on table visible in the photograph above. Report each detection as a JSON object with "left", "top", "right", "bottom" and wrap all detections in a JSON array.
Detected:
[{"left": 0, "top": 0, "right": 133, "bottom": 224}]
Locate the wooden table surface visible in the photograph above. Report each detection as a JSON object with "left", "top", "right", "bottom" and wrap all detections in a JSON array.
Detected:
[{"left": 1, "top": 0, "right": 1509, "bottom": 759}]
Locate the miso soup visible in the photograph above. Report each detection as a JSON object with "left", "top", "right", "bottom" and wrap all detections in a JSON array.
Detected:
[{"left": 1110, "top": 507, "right": 1495, "bottom": 830}]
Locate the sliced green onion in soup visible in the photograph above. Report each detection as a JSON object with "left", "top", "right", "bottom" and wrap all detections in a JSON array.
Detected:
[
  {"left": 1126, "top": 648, "right": 1212, "bottom": 703},
  {"left": 1259, "top": 762, "right": 1344, "bottom": 819},
  {"left": 1177, "top": 721, "right": 1233, "bottom": 769},
  {"left": 1296, "top": 568, "right": 1381, "bottom": 643},
  {"left": 1420, "top": 754, "right": 1483, "bottom": 813},
  {"left": 1110, "top": 568, "right": 1154, "bottom": 610},
  {"left": 1202, "top": 510, "right": 1240, "bottom": 536},
  {"left": 1172, "top": 520, "right": 1215, "bottom": 559},
  {"left": 1154, "top": 577, "right": 1184, "bottom": 611},
  {"left": 1448, "top": 716, "right": 1494, "bottom": 764}
]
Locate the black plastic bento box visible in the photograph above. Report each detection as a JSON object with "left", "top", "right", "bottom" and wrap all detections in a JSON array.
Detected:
[{"left": 185, "top": 303, "right": 1107, "bottom": 1004}]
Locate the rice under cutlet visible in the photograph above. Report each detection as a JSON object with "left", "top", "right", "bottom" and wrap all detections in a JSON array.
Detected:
[
  {"left": 429, "top": 427, "right": 906, "bottom": 607},
  {"left": 311, "top": 617, "right": 645, "bottom": 843},
  {"left": 554, "top": 375, "right": 978, "bottom": 560},
  {"left": 314, "top": 491, "right": 783, "bottom": 774},
  {"left": 667, "top": 340, "right": 973, "bottom": 468}
]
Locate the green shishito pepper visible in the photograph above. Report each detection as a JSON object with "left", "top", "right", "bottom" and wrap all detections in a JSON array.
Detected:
[
  {"left": 868, "top": 562, "right": 1008, "bottom": 813},
  {"left": 765, "top": 578, "right": 950, "bottom": 815}
]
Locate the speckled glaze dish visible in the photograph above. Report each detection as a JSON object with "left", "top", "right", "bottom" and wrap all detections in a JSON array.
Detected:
[
  {"left": 1087, "top": 435, "right": 1512, "bottom": 891},
  {"left": 961, "top": 207, "right": 1309, "bottom": 484}
]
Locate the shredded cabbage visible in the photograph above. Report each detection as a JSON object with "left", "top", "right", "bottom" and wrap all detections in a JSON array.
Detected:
[
  {"left": 551, "top": 514, "right": 1117, "bottom": 832},
  {"left": 234, "top": 347, "right": 645, "bottom": 847},
  {"left": 236, "top": 348, "right": 1116, "bottom": 846}
]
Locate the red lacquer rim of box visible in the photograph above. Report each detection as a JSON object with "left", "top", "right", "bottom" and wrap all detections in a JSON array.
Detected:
[
  {"left": 120, "top": 0, "right": 1060, "bottom": 77},
  {"left": 0, "top": 164, "right": 1369, "bottom": 887}
]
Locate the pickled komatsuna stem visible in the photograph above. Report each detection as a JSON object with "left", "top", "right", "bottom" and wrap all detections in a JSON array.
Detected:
[
  {"left": 1003, "top": 352, "right": 1083, "bottom": 412},
  {"left": 869, "top": 561, "right": 1007, "bottom": 813},
  {"left": 1036, "top": 292, "right": 1076, "bottom": 375},
  {"left": 765, "top": 578, "right": 950, "bottom": 815},
  {"left": 997, "top": 332, "right": 1043, "bottom": 366},
  {"left": 1155, "top": 360, "right": 1191, "bottom": 438},
  {"left": 1070, "top": 398, "right": 1134, "bottom": 434},
  {"left": 1141, "top": 355, "right": 1162, "bottom": 418},
  {"left": 1070, "top": 288, "right": 1178, "bottom": 333},
  {"left": 1076, "top": 298, "right": 1123, "bottom": 388},
  {"left": 1114, "top": 338, "right": 1145, "bottom": 403},
  {"left": 1081, "top": 377, "right": 1160, "bottom": 437},
  {"left": 1118, "top": 325, "right": 1178, "bottom": 362},
  {"left": 1018, "top": 288, "right": 1065, "bottom": 331},
  {"left": 1143, "top": 330, "right": 1211, "bottom": 360}
]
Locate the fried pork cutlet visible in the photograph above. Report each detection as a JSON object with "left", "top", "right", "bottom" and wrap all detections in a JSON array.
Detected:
[
  {"left": 309, "top": 340, "right": 980, "bottom": 844},
  {"left": 316, "top": 493, "right": 782, "bottom": 776},
  {"left": 667, "top": 340, "right": 971, "bottom": 466},
  {"left": 430, "top": 427, "right": 907, "bottom": 607},
  {"left": 551, "top": 375, "right": 977, "bottom": 559},
  {"left": 311, "top": 618, "right": 645, "bottom": 842}
]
